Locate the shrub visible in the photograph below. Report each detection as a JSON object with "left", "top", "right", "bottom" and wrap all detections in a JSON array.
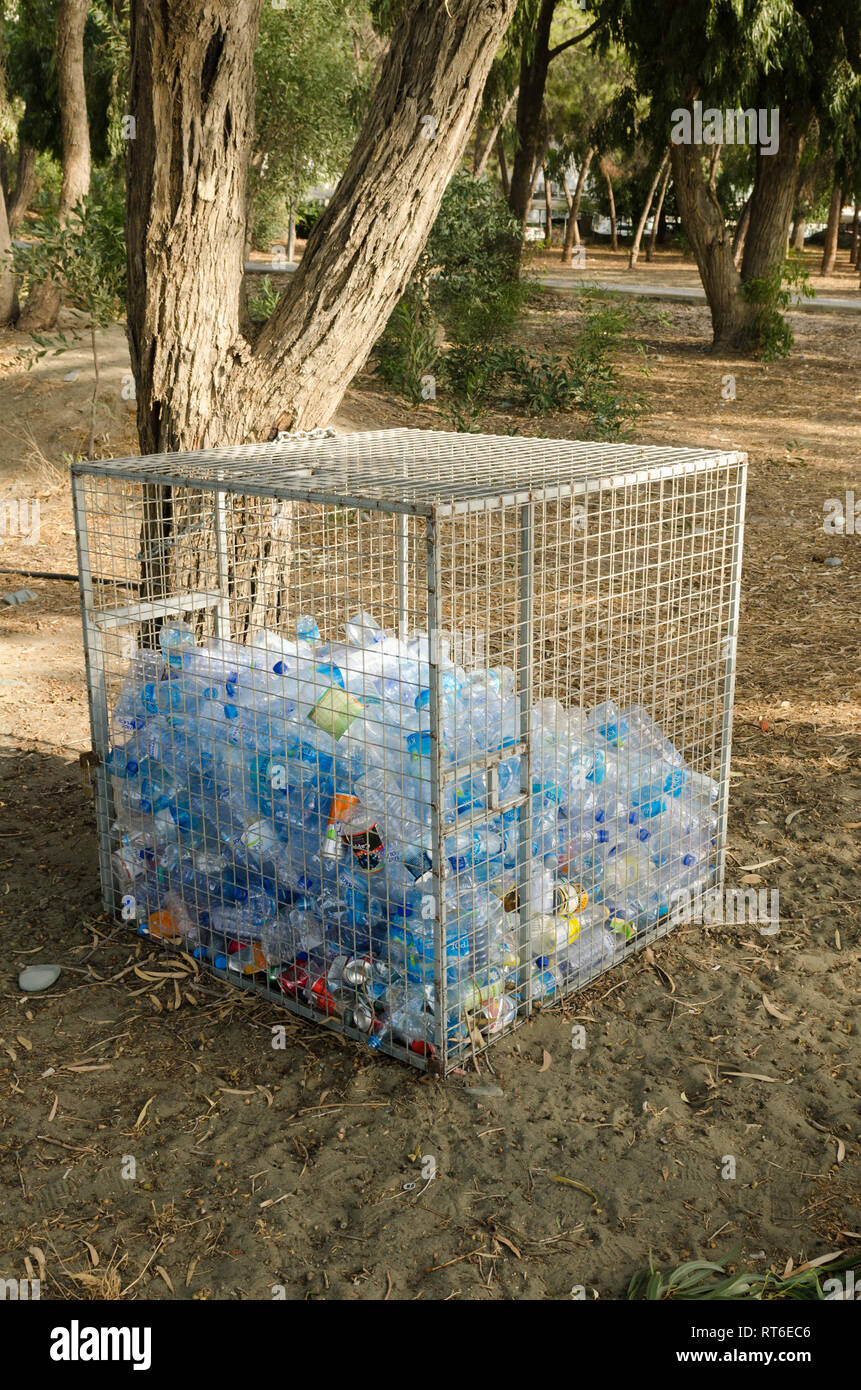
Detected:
[
  {"left": 376, "top": 289, "right": 439, "bottom": 404},
  {"left": 739, "top": 253, "right": 814, "bottom": 361},
  {"left": 421, "top": 172, "right": 529, "bottom": 344}
]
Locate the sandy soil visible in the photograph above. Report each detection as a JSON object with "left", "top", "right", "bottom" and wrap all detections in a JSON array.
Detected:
[{"left": 0, "top": 266, "right": 859, "bottom": 1301}]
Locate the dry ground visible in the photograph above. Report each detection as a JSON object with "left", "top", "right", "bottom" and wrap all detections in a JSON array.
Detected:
[{"left": 0, "top": 255, "right": 859, "bottom": 1300}]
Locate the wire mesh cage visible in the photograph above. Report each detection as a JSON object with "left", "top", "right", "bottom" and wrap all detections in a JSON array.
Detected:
[{"left": 72, "top": 429, "right": 746, "bottom": 1074}]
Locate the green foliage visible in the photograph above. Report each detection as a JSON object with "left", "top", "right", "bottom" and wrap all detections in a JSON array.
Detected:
[
  {"left": 246, "top": 274, "right": 282, "bottom": 323},
  {"left": 5, "top": 0, "right": 117, "bottom": 162},
  {"left": 375, "top": 289, "right": 439, "bottom": 404},
  {"left": 249, "top": 1, "right": 370, "bottom": 247},
  {"left": 30, "top": 151, "right": 63, "bottom": 215},
  {"left": 295, "top": 197, "right": 327, "bottom": 239},
  {"left": 628, "top": 1248, "right": 860, "bottom": 1301},
  {"left": 12, "top": 177, "right": 125, "bottom": 331},
  {"left": 420, "top": 172, "right": 529, "bottom": 344},
  {"left": 739, "top": 252, "right": 815, "bottom": 360},
  {"left": 377, "top": 173, "right": 530, "bottom": 401},
  {"left": 395, "top": 288, "right": 646, "bottom": 438}
]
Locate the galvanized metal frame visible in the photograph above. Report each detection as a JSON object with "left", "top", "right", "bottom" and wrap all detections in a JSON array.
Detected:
[{"left": 71, "top": 431, "right": 747, "bottom": 1075}]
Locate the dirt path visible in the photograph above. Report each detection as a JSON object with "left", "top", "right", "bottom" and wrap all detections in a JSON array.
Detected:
[{"left": 0, "top": 290, "right": 858, "bottom": 1301}]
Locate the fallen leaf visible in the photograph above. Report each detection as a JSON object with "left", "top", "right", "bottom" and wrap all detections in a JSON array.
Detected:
[
  {"left": 740, "top": 873, "right": 763, "bottom": 885},
  {"left": 549, "top": 1175, "right": 599, "bottom": 1208},
  {"left": 795, "top": 1250, "right": 844, "bottom": 1274},
  {"left": 133, "top": 1095, "right": 155, "bottom": 1130},
  {"left": 835, "top": 930, "right": 841, "bottom": 951},
  {"left": 494, "top": 1234, "right": 521, "bottom": 1258},
  {"left": 762, "top": 994, "right": 791, "bottom": 1023},
  {"left": 836, "top": 1138, "right": 846, "bottom": 1164},
  {"left": 155, "top": 1265, "right": 174, "bottom": 1293},
  {"left": 723, "top": 1070, "right": 782, "bottom": 1083},
  {"left": 539, "top": 1049, "right": 552, "bottom": 1072},
  {"left": 83, "top": 1241, "right": 99, "bottom": 1267},
  {"left": 785, "top": 808, "right": 806, "bottom": 827}
]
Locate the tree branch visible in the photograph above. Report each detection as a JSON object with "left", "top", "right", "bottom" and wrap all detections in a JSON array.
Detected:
[{"left": 548, "top": 17, "right": 603, "bottom": 62}]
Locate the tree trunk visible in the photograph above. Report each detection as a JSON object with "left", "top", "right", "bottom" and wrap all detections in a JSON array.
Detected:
[
  {"left": 602, "top": 161, "right": 618, "bottom": 251},
  {"left": 791, "top": 213, "right": 806, "bottom": 252},
  {"left": 732, "top": 195, "right": 751, "bottom": 268},
  {"left": 629, "top": 149, "right": 669, "bottom": 269},
  {"left": 6, "top": 144, "right": 37, "bottom": 233},
  {"left": 561, "top": 146, "right": 594, "bottom": 260},
  {"left": 496, "top": 129, "right": 510, "bottom": 197},
  {"left": 646, "top": 157, "right": 671, "bottom": 262},
  {"left": 472, "top": 109, "right": 485, "bottom": 176},
  {"left": 57, "top": 0, "right": 92, "bottom": 222},
  {"left": 740, "top": 121, "right": 805, "bottom": 284},
  {"left": 0, "top": 188, "right": 18, "bottom": 325},
  {"left": 473, "top": 88, "right": 517, "bottom": 181},
  {"left": 507, "top": 0, "right": 555, "bottom": 227},
  {"left": 670, "top": 141, "right": 753, "bottom": 349},
  {"left": 127, "top": 0, "right": 518, "bottom": 452},
  {"left": 17, "top": 279, "right": 63, "bottom": 332},
  {"left": 851, "top": 204, "right": 859, "bottom": 267},
  {"left": 819, "top": 183, "right": 842, "bottom": 275},
  {"left": 542, "top": 164, "right": 552, "bottom": 245}
]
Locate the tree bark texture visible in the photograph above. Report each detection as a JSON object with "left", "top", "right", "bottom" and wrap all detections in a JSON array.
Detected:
[
  {"left": 740, "top": 121, "right": 805, "bottom": 283},
  {"left": 496, "top": 129, "right": 510, "bottom": 197},
  {"left": 472, "top": 88, "right": 517, "bottom": 181},
  {"left": 57, "top": 0, "right": 92, "bottom": 221},
  {"left": 561, "top": 146, "right": 593, "bottom": 259},
  {"left": 732, "top": 195, "right": 751, "bottom": 267},
  {"left": 6, "top": 143, "right": 36, "bottom": 233},
  {"left": 629, "top": 149, "right": 669, "bottom": 268},
  {"left": 645, "top": 157, "right": 671, "bottom": 261},
  {"left": 0, "top": 185, "right": 18, "bottom": 324},
  {"left": 670, "top": 141, "right": 753, "bottom": 349},
  {"left": 126, "top": 0, "right": 517, "bottom": 630},
  {"left": 127, "top": 0, "right": 518, "bottom": 453},
  {"left": 602, "top": 160, "right": 618, "bottom": 251},
  {"left": 791, "top": 213, "right": 806, "bottom": 251},
  {"left": 507, "top": 0, "right": 555, "bottom": 227},
  {"left": 820, "top": 182, "right": 842, "bottom": 274},
  {"left": 542, "top": 165, "right": 552, "bottom": 244}
]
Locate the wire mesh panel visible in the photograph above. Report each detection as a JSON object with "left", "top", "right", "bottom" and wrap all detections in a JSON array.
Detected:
[{"left": 72, "top": 430, "right": 746, "bottom": 1074}]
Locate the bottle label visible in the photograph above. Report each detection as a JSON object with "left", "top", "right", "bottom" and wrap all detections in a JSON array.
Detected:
[
  {"left": 309, "top": 687, "right": 363, "bottom": 740},
  {"left": 342, "top": 824, "right": 385, "bottom": 873}
]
